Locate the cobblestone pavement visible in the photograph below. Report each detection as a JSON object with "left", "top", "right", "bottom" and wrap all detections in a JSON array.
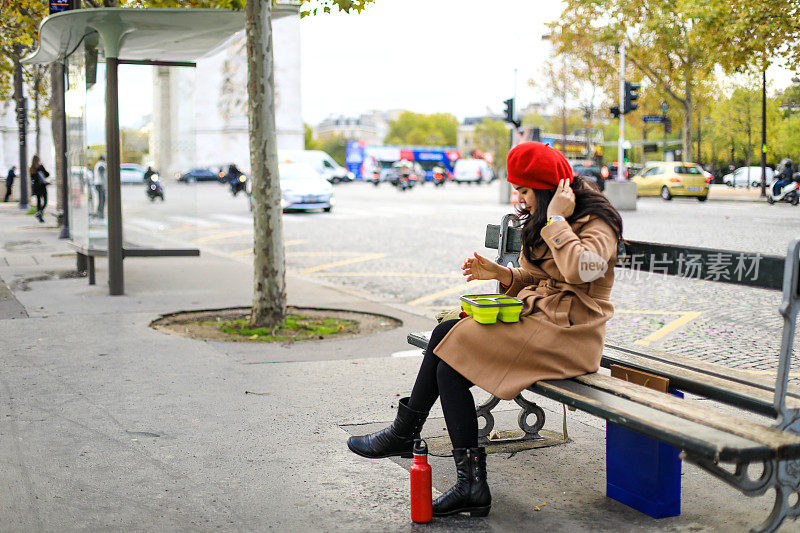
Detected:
[{"left": 118, "top": 180, "right": 800, "bottom": 381}]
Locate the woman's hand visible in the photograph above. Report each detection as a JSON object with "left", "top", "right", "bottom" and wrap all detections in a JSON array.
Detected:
[
  {"left": 462, "top": 252, "right": 499, "bottom": 282},
  {"left": 547, "top": 178, "right": 575, "bottom": 219}
]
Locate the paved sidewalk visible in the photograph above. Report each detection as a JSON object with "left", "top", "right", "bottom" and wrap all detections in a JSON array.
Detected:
[
  {"left": 0, "top": 202, "right": 785, "bottom": 531},
  {"left": 707, "top": 184, "right": 767, "bottom": 202}
]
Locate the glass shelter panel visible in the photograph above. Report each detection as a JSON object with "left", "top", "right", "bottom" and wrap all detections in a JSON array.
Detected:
[{"left": 65, "top": 49, "right": 89, "bottom": 248}]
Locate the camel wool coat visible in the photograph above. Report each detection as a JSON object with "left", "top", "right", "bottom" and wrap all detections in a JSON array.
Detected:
[{"left": 434, "top": 215, "right": 618, "bottom": 400}]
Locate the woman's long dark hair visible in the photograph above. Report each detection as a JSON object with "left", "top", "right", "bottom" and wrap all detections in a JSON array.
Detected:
[
  {"left": 514, "top": 175, "right": 623, "bottom": 265},
  {"left": 29, "top": 155, "right": 41, "bottom": 178}
]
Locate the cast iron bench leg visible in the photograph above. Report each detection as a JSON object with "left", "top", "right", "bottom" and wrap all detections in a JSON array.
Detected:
[
  {"left": 476, "top": 393, "right": 546, "bottom": 444},
  {"left": 88, "top": 255, "right": 95, "bottom": 285}
]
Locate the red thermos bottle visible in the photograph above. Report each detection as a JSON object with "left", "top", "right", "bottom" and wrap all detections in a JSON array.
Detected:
[{"left": 410, "top": 438, "right": 432, "bottom": 523}]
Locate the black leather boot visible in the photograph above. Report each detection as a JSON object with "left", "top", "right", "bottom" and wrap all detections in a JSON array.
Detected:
[
  {"left": 432, "top": 447, "right": 491, "bottom": 517},
  {"left": 347, "top": 397, "right": 428, "bottom": 459}
]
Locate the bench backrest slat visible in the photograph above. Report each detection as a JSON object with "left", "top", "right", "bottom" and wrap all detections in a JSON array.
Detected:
[{"left": 485, "top": 223, "right": 786, "bottom": 291}]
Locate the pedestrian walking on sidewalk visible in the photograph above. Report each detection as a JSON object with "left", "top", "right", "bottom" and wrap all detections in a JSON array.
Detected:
[
  {"left": 347, "top": 142, "right": 624, "bottom": 518},
  {"left": 4, "top": 166, "right": 15, "bottom": 202},
  {"left": 29, "top": 155, "right": 50, "bottom": 223},
  {"left": 93, "top": 155, "right": 106, "bottom": 217}
]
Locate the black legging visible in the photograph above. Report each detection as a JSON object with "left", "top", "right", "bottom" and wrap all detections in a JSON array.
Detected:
[
  {"left": 407, "top": 319, "right": 478, "bottom": 449},
  {"left": 35, "top": 188, "right": 47, "bottom": 213}
]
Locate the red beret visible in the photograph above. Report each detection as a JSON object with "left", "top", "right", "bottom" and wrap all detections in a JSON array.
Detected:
[{"left": 506, "top": 142, "right": 573, "bottom": 189}]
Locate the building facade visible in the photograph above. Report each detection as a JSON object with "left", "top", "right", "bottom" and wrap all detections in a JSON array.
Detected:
[{"left": 314, "top": 109, "right": 402, "bottom": 146}]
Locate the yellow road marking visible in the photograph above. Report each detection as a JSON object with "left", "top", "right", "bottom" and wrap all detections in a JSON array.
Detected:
[
  {"left": 305, "top": 272, "right": 462, "bottom": 279},
  {"left": 300, "top": 253, "right": 387, "bottom": 274},
  {"left": 613, "top": 310, "right": 702, "bottom": 346},
  {"left": 288, "top": 252, "right": 366, "bottom": 257},
  {"left": 407, "top": 280, "right": 492, "bottom": 307},
  {"left": 195, "top": 230, "right": 251, "bottom": 243},
  {"left": 230, "top": 240, "right": 306, "bottom": 256}
]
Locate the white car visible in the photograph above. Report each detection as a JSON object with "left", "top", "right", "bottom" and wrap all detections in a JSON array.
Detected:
[
  {"left": 453, "top": 158, "right": 493, "bottom": 184},
  {"left": 723, "top": 166, "right": 774, "bottom": 188},
  {"left": 278, "top": 150, "right": 352, "bottom": 183},
  {"left": 120, "top": 163, "right": 146, "bottom": 184},
  {"left": 279, "top": 162, "right": 335, "bottom": 212}
]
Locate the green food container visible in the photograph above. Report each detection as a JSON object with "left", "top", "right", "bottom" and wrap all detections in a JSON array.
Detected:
[
  {"left": 460, "top": 294, "right": 523, "bottom": 325},
  {"left": 471, "top": 299, "right": 499, "bottom": 324},
  {"left": 496, "top": 297, "right": 523, "bottom": 322}
]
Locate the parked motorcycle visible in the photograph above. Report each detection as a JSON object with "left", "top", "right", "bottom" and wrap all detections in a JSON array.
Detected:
[
  {"left": 145, "top": 172, "right": 164, "bottom": 202},
  {"left": 767, "top": 173, "right": 800, "bottom": 205}
]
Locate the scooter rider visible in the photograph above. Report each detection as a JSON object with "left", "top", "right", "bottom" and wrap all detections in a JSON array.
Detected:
[
  {"left": 775, "top": 159, "right": 794, "bottom": 195},
  {"left": 227, "top": 164, "right": 246, "bottom": 195},
  {"left": 144, "top": 165, "right": 157, "bottom": 183}
]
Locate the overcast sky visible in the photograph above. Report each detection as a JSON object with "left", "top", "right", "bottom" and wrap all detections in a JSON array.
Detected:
[
  {"left": 104, "top": 0, "right": 797, "bottom": 140},
  {"left": 298, "top": 0, "right": 564, "bottom": 123}
]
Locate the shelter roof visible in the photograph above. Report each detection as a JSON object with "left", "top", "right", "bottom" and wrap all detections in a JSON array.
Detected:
[{"left": 24, "top": 7, "right": 297, "bottom": 64}]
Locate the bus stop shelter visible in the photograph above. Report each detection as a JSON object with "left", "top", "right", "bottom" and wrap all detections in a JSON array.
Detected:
[{"left": 24, "top": 7, "right": 297, "bottom": 294}]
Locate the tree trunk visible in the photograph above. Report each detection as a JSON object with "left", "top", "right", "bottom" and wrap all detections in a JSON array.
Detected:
[
  {"left": 246, "top": 0, "right": 286, "bottom": 328},
  {"left": 34, "top": 69, "right": 41, "bottom": 157},
  {"left": 682, "top": 96, "right": 693, "bottom": 162},
  {"left": 13, "top": 47, "right": 29, "bottom": 208}
]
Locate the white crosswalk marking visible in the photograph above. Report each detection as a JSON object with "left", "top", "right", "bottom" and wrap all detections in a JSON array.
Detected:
[
  {"left": 169, "top": 215, "right": 218, "bottom": 227},
  {"left": 210, "top": 214, "right": 254, "bottom": 225},
  {"left": 128, "top": 218, "right": 168, "bottom": 232},
  {"left": 391, "top": 349, "right": 423, "bottom": 358}
]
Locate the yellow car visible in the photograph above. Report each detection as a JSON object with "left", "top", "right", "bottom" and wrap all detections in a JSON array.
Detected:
[{"left": 632, "top": 162, "right": 710, "bottom": 201}]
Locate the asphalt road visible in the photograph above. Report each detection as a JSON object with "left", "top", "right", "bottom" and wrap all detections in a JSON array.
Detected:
[{"left": 118, "top": 178, "right": 800, "bottom": 378}]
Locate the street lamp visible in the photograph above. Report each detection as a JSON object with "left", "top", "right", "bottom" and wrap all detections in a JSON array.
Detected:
[
  {"left": 760, "top": 69, "right": 767, "bottom": 197},
  {"left": 660, "top": 101, "right": 669, "bottom": 161}
]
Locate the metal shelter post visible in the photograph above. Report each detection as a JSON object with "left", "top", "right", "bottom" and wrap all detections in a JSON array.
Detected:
[
  {"left": 93, "top": 20, "right": 125, "bottom": 295},
  {"left": 55, "top": 62, "right": 70, "bottom": 240}
]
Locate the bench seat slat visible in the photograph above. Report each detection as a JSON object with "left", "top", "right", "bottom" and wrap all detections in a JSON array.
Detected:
[
  {"left": 533, "top": 379, "right": 779, "bottom": 462},
  {"left": 602, "top": 347, "right": 800, "bottom": 418},
  {"left": 605, "top": 344, "right": 800, "bottom": 399},
  {"left": 575, "top": 374, "right": 800, "bottom": 452},
  {"left": 407, "top": 331, "right": 432, "bottom": 350}
]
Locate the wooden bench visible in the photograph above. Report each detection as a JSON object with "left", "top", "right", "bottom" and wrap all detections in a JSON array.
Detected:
[{"left": 408, "top": 213, "right": 800, "bottom": 533}]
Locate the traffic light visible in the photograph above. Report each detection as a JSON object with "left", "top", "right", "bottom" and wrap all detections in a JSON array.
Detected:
[
  {"left": 623, "top": 148, "right": 629, "bottom": 163},
  {"left": 503, "top": 98, "right": 519, "bottom": 127},
  {"left": 609, "top": 105, "right": 620, "bottom": 119},
  {"left": 624, "top": 81, "right": 640, "bottom": 114}
]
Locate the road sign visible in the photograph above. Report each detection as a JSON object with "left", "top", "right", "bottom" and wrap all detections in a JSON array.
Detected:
[
  {"left": 643, "top": 115, "right": 665, "bottom": 123},
  {"left": 50, "top": 0, "right": 70, "bottom": 13}
]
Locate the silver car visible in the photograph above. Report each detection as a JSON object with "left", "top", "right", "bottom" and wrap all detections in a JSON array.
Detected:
[{"left": 279, "top": 162, "right": 335, "bottom": 212}]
